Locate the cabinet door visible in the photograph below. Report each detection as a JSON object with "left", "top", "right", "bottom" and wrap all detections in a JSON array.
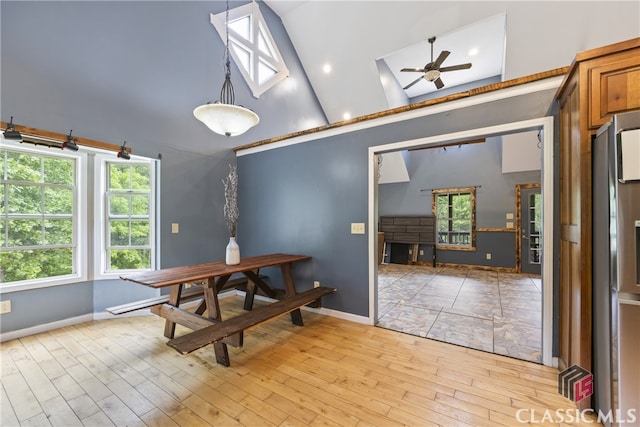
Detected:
[{"left": 589, "top": 49, "right": 640, "bottom": 129}]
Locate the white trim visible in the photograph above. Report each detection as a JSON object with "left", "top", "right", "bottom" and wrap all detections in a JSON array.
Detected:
[
  {"left": 368, "top": 116, "right": 555, "bottom": 367},
  {"left": 236, "top": 76, "right": 564, "bottom": 156},
  {"left": 0, "top": 140, "right": 88, "bottom": 293},
  {"left": 0, "top": 313, "right": 94, "bottom": 343}
]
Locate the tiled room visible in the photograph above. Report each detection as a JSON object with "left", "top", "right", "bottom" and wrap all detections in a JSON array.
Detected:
[{"left": 377, "top": 263, "right": 542, "bottom": 363}]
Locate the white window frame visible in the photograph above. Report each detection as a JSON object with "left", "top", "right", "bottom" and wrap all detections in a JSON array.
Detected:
[
  {"left": 93, "top": 153, "right": 158, "bottom": 280},
  {"left": 210, "top": 1, "right": 289, "bottom": 98},
  {"left": 0, "top": 138, "right": 88, "bottom": 293}
]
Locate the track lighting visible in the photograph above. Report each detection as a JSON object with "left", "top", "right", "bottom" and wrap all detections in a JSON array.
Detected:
[
  {"left": 3, "top": 116, "right": 22, "bottom": 141},
  {"left": 117, "top": 141, "right": 130, "bottom": 160},
  {"left": 62, "top": 130, "right": 79, "bottom": 151}
]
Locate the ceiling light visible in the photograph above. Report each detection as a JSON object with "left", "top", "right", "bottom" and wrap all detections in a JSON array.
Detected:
[
  {"left": 193, "top": 0, "right": 259, "bottom": 137},
  {"left": 424, "top": 69, "right": 440, "bottom": 82},
  {"left": 3, "top": 116, "right": 22, "bottom": 141},
  {"left": 62, "top": 130, "right": 79, "bottom": 151},
  {"left": 323, "top": 63, "right": 332, "bottom": 74},
  {"left": 343, "top": 112, "right": 351, "bottom": 121}
]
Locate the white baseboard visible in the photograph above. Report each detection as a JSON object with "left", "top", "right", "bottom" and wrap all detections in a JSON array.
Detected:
[
  {"left": 0, "top": 313, "right": 95, "bottom": 343},
  {"left": 0, "top": 290, "right": 367, "bottom": 342}
]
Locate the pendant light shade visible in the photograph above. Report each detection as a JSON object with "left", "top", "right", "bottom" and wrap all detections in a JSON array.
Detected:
[
  {"left": 194, "top": 0, "right": 259, "bottom": 137},
  {"left": 194, "top": 103, "right": 259, "bottom": 137}
]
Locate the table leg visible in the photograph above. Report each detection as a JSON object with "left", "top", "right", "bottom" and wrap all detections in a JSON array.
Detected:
[
  {"left": 163, "top": 284, "right": 183, "bottom": 338},
  {"left": 203, "top": 277, "right": 230, "bottom": 366},
  {"left": 243, "top": 269, "right": 259, "bottom": 311},
  {"left": 281, "top": 263, "right": 304, "bottom": 326}
]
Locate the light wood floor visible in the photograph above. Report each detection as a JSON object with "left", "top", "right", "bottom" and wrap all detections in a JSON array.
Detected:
[{"left": 1, "top": 295, "right": 598, "bottom": 426}]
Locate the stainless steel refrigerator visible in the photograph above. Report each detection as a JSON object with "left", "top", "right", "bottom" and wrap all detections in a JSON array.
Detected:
[{"left": 593, "top": 111, "right": 640, "bottom": 426}]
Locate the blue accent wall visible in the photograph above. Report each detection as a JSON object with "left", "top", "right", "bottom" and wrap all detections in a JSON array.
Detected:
[
  {"left": 237, "top": 89, "right": 557, "bottom": 317},
  {"left": 379, "top": 136, "right": 540, "bottom": 268},
  {"left": 0, "top": 1, "right": 325, "bottom": 334}
]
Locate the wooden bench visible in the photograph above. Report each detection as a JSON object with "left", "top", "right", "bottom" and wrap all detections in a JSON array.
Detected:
[
  {"left": 106, "top": 276, "right": 259, "bottom": 315},
  {"left": 166, "top": 286, "right": 336, "bottom": 355}
]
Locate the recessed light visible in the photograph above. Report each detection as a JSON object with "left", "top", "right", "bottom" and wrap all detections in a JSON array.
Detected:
[
  {"left": 343, "top": 112, "right": 351, "bottom": 121},
  {"left": 468, "top": 47, "right": 479, "bottom": 56},
  {"left": 323, "top": 63, "right": 332, "bottom": 74}
]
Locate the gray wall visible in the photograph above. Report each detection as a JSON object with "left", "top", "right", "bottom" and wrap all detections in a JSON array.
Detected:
[
  {"left": 379, "top": 137, "right": 540, "bottom": 268},
  {"left": 0, "top": 1, "right": 325, "bottom": 334},
  {"left": 237, "top": 88, "right": 557, "bottom": 317}
]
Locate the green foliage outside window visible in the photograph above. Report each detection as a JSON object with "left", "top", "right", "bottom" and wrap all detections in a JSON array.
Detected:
[
  {"left": 435, "top": 191, "right": 473, "bottom": 246},
  {"left": 0, "top": 149, "right": 75, "bottom": 283},
  {"left": 106, "top": 163, "right": 152, "bottom": 271}
]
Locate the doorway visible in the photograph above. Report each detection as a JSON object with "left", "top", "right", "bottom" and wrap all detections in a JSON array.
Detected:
[{"left": 367, "top": 117, "right": 555, "bottom": 367}]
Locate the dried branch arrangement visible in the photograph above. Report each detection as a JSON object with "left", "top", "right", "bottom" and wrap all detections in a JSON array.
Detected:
[{"left": 222, "top": 164, "right": 239, "bottom": 237}]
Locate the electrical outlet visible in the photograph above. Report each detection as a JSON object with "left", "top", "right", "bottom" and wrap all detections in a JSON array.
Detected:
[
  {"left": 419, "top": 249, "right": 424, "bottom": 256},
  {"left": 0, "top": 300, "right": 12, "bottom": 314},
  {"left": 486, "top": 253, "right": 492, "bottom": 260},
  {"left": 171, "top": 223, "right": 179, "bottom": 234},
  {"left": 314, "top": 281, "right": 320, "bottom": 288},
  {"left": 408, "top": 249, "right": 412, "bottom": 255}
]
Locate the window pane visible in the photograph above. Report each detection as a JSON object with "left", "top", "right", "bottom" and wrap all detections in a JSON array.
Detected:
[
  {"left": 131, "top": 165, "right": 150, "bottom": 190},
  {"left": 0, "top": 219, "right": 5, "bottom": 246},
  {"left": 110, "top": 194, "right": 130, "bottom": 216},
  {"left": 110, "top": 220, "right": 130, "bottom": 246},
  {"left": 258, "top": 59, "right": 277, "bottom": 84},
  {"left": 6, "top": 152, "right": 41, "bottom": 182},
  {"left": 229, "top": 15, "right": 251, "bottom": 40},
  {"left": 44, "top": 219, "right": 73, "bottom": 245},
  {"left": 131, "top": 195, "right": 149, "bottom": 215},
  {"left": 44, "top": 187, "right": 73, "bottom": 214},
  {"left": 44, "top": 157, "right": 73, "bottom": 185},
  {"left": 436, "top": 195, "right": 448, "bottom": 219},
  {"left": 130, "top": 221, "right": 149, "bottom": 245},
  {"left": 231, "top": 42, "right": 252, "bottom": 75},
  {"left": 7, "top": 219, "right": 42, "bottom": 246},
  {"left": 0, "top": 248, "right": 72, "bottom": 282},
  {"left": 110, "top": 249, "right": 151, "bottom": 270},
  {"left": 8, "top": 184, "right": 42, "bottom": 214},
  {"left": 109, "top": 164, "right": 130, "bottom": 189}
]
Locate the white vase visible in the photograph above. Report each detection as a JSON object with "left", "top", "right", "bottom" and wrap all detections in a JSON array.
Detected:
[{"left": 225, "top": 236, "right": 240, "bottom": 265}]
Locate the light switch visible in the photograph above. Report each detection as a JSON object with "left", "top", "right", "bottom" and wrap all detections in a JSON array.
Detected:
[
  {"left": 506, "top": 213, "right": 514, "bottom": 220},
  {"left": 0, "top": 300, "right": 11, "bottom": 314},
  {"left": 351, "top": 223, "right": 365, "bottom": 234},
  {"left": 171, "top": 223, "right": 179, "bottom": 234},
  {"left": 506, "top": 221, "right": 514, "bottom": 228}
]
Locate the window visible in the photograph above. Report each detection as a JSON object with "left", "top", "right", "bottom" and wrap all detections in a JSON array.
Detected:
[
  {"left": 210, "top": 2, "right": 289, "bottom": 98},
  {"left": 96, "top": 156, "right": 157, "bottom": 276},
  {"left": 0, "top": 144, "right": 87, "bottom": 288},
  {"left": 432, "top": 187, "right": 476, "bottom": 250}
]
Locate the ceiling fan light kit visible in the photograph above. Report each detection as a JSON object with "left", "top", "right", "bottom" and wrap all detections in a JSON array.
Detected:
[{"left": 401, "top": 36, "right": 472, "bottom": 91}]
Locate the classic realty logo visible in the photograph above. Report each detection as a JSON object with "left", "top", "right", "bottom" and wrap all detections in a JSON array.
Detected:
[{"left": 558, "top": 365, "right": 593, "bottom": 403}]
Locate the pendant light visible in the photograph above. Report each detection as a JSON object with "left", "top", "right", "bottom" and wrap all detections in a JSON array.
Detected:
[{"left": 194, "top": 0, "right": 259, "bottom": 137}]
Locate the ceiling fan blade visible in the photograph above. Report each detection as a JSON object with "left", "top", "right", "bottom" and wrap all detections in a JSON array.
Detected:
[
  {"left": 439, "top": 63, "right": 472, "bottom": 72},
  {"left": 433, "top": 50, "right": 450, "bottom": 68},
  {"left": 401, "top": 68, "right": 427, "bottom": 73},
  {"left": 403, "top": 76, "right": 424, "bottom": 90},
  {"left": 433, "top": 77, "right": 445, "bottom": 89}
]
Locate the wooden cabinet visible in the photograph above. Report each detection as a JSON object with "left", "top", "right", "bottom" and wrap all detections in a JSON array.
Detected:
[{"left": 556, "top": 37, "right": 640, "bottom": 408}]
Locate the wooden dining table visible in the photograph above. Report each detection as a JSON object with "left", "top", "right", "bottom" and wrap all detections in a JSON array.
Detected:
[{"left": 117, "top": 253, "right": 335, "bottom": 366}]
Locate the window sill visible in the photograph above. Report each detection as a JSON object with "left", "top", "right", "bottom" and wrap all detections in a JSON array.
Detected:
[
  {"left": 436, "top": 245, "right": 476, "bottom": 252},
  {"left": 0, "top": 274, "right": 88, "bottom": 294}
]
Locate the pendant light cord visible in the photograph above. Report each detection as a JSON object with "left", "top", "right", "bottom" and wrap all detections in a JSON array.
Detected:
[{"left": 220, "top": 0, "right": 235, "bottom": 105}]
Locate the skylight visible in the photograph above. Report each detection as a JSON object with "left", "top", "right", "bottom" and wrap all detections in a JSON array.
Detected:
[{"left": 211, "top": 2, "right": 289, "bottom": 98}]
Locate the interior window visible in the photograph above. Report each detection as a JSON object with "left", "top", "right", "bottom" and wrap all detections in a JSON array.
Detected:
[
  {"left": 432, "top": 187, "right": 476, "bottom": 250},
  {"left": 211, "top": 2, "right": 289, "bottom": 98}
]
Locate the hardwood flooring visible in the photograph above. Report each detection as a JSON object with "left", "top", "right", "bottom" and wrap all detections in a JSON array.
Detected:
[{"left": 1, "top": 295, "right": 598, "bottom": 426}]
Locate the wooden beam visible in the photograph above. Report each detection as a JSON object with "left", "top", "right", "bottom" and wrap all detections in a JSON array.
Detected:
[{"left": 1, "top": 121, "right": 131, "bottom": 154}]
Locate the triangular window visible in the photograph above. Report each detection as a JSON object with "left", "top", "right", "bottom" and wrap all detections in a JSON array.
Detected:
[{"left": 211, "top": 2, "right": 289, "bottom": 98}]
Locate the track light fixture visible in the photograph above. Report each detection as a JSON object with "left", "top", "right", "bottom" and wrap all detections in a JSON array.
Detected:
[
  {"left": 3, "top": 116, "right": 23, "bottom": 141},
  {"left": 62, "top": 130, "right": 79, "bottom": 151},
  {"left": 117, "top": 141, "right": 130, "bottom": 160}
]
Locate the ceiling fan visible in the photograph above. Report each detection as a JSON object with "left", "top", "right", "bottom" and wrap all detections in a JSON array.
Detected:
[{"left": 401, "top": 36, "right": 472, "bottom": 90}]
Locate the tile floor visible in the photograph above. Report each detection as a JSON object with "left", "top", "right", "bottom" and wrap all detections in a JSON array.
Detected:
[{"left": 376, "top": 263, "right": 543, "bottom": 363}]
